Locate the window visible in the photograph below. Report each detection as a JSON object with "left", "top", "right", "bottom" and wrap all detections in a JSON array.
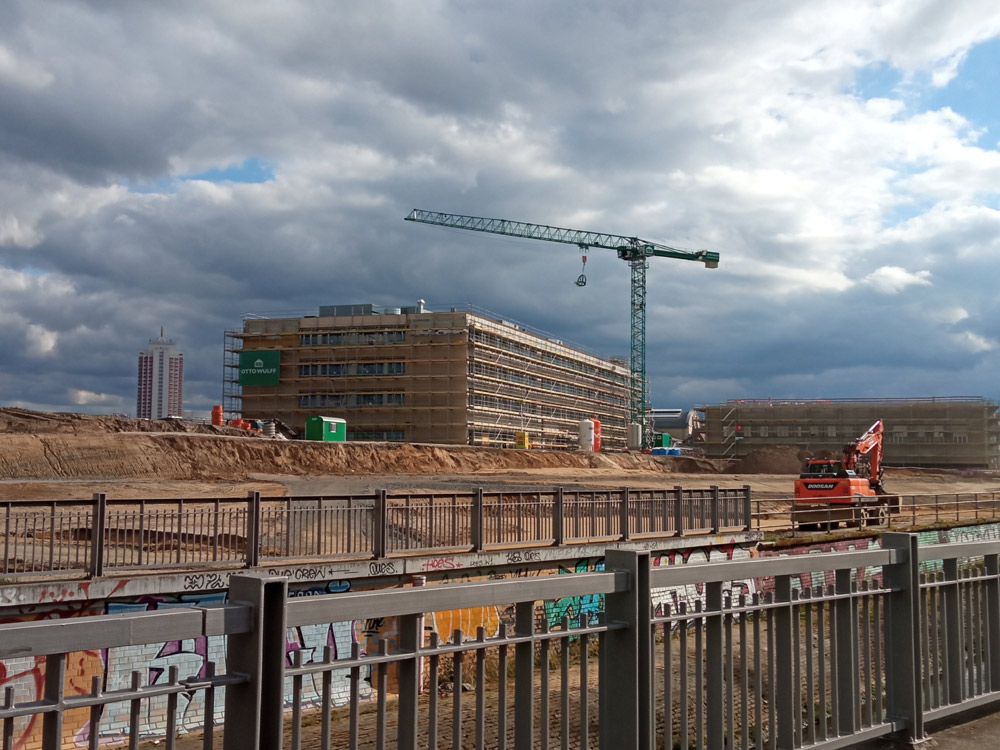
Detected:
[{"left": 386, "top": 393, "right": 404, "bottom": 405}]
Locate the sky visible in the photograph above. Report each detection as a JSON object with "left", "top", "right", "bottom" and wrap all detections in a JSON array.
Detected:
[{"left": 3, "top": 0, "right": 1000, "bottom": 418}]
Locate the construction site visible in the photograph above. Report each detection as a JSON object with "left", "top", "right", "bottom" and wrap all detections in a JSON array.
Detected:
[{"left": 226, "top": 303, "right": 630, "bottom": 451}]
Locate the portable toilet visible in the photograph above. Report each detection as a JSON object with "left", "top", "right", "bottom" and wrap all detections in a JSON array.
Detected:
[{"left": 304, "top": 416, "right": 347, "bottom": 442}]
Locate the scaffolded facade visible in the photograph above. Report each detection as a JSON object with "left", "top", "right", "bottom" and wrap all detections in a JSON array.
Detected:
[
  {"left": 700, "top": 397, "right": 1000, "bottom": 469},
  {"left": 225, "top": 305, "right": 629, "bottom": 450}
]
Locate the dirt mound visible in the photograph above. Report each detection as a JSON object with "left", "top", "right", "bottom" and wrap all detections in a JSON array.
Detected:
[
  {"left": 0, "top": 408, "right": 732, "bottom": 481},
  {"left": 723, "top": 446, "right": 805, "bottom": 474},
  {"left": 0, "top": 407, "right": 248, "bottom": 437}
]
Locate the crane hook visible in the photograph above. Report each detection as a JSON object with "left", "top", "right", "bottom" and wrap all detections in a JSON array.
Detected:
[{"left": 575, "top": 254, "right": 587, "bottom": 287}]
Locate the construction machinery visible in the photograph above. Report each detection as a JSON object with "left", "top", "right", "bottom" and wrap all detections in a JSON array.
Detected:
[
  {"left": 404, "top": 209, "right": 719, "bottom": 449},
  {"left": 793, "top": 419, "right": 899, "bottom": 529}
]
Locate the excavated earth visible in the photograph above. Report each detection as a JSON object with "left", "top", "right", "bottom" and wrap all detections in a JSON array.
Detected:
[{"left": 1, "top": 408, "right": 997, "bottom": 500}]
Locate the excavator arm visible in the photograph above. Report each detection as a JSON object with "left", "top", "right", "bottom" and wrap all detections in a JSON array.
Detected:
[{"left": 843, "top": 419, "right": 884, "bottom": 487}]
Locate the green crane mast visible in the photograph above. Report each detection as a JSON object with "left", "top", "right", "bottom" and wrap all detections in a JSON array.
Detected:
[{"left": 404, "top": 209, "right": 719, "bottom": 449}]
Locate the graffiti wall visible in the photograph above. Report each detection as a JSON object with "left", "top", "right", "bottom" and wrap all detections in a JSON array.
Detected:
[
  {"left": 6, "top": 522, "right": 1000, "bottom": 748},
  {"left": 0, "top": 583, "right": 369, "bottom": 750}
]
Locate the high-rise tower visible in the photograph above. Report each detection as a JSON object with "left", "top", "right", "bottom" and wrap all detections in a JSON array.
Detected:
[{"left": 137, "top": 328, "right": 184, "bottom": 419}]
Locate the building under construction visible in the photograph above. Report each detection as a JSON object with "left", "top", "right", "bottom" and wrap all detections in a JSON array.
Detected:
[
  {"left": 700, "top": 397, "right": 1000, "bottom": 469},
  {"left": 224, "top": 303, "right": 629, "bottom": 449}
]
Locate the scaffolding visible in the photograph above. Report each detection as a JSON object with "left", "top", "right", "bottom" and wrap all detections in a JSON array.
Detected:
[
  {"left": 224, "top": 306, "right": 629, "bottom": 450},
  {"left": 699, "top": 397, "right": 1000, "bottom": 469}
]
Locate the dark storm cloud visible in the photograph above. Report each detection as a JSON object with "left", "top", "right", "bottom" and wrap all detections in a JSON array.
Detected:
[{"left": 3, "top": 0, "right": 1000, "bottom": 415}]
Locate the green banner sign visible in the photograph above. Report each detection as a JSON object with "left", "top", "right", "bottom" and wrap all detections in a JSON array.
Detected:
[{"left": 238, "top": 350, "right": 281, "bottom": 386}]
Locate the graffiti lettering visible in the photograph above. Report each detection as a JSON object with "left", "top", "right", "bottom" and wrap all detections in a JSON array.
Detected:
[
  {"left": 183, "top": 573, "right": 226, "bottom": 590},
  {"left": 368, "top": 561, "right": 398, "bottom": 576}
]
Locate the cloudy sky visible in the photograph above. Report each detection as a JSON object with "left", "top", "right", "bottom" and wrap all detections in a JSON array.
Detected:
[{"left": 3, "top": 0, "right": 1000, "bottom": 418}]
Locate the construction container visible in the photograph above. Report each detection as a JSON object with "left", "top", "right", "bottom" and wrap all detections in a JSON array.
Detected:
[
  {"left": 304, "top": 416, "right": 347, "bottom": 442},
  {"left": 592, "top": 419, "right": 602, "bottom": 452},
  {"left": 515, "top": 431, "right": 530, "bottom": 449},
  {"left": 655, "top": 433, "right": 672, "bottom": 448},
  {"left": 578, "top": 419, "right": 595, "bottom": 451}
]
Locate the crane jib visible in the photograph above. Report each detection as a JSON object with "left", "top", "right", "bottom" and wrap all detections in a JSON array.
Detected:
[{"left": 405, "top": 209, "right": 719, "bottom": 267}]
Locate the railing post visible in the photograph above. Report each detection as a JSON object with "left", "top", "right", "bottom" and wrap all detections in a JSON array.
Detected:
[
  {"left": 602, "top": 548, "right": 650, "bottom": 750},
  {"left": 89, "top": 492, "right": 106, "bottom": 578},
  {"left": 224, "top": 574, "right": 288, "bottom": 750},
  {"left": 942, "top": 556, "right": 964, "bottom": 705},
  {"left": 620, "top": 486, "right": 631, "bottom": 541},
  {"left": 472, "top": 488, "right": 484, "bottom": 552},
  {"left": 743, "top": 484, "right": 752, "bottom": 531},
  {"left": 835, "top": 568, "right": 858, "bottom": 735},
  {"left": 773, "top": 574, "right": 795, "bottom": 749},
  {"left": 987, "top": 551, "right": 1000, "bottom": 691},
  {"left": 705, "top": 579, "right": 725, "bottom": 750},
  {"left": 396, "top": 611, "right": 423, "bottom": 750},
  {"left": 553, "top": 487, "right": 565, "bottom": 546},
  {"left": 245, "top": 491, "right": 260, "bottom": 568},
  {"left": 710, "top": 485, "right": 720, "bottom": 534},
  {"left": 674, "top": 485, "right": 684, "bottom": 537},
  {"left": 882, "top": 532, "right": 924, "bottom": 743},
  {"left": 514, "top": 600, "right": 535, "bottom": 750},
  {"left": 373, "top": 489, "right": 387, "bottom": 559}
]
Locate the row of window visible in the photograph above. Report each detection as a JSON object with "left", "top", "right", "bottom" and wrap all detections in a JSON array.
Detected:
[
  {"left": 299, "top": 393, "right": 405, "bottom": 408},
  {"left": 468, "top": 392, "right": 624, "bottom": 427},
  {"left": 728, "top": 424, "right": 971, "bottom": 443},
  {"left": 470, "top": 361, "right": 626, "bottom": 406},
  {"left": 349, "top": 430, "right": 404, "bottom": 441},
  {"left": 299, "top": 362, "right": 406, "bottom": 377},
  {"left": 471, "top": 330, "right": 628, "bottom": 386},
  {"left": 300, "top": 331, "right": 406, "bottom": 346}
]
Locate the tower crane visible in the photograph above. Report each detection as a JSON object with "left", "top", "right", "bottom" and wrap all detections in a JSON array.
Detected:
[{"left": 404, "top": 209, "right": 720, "bottom": 449}]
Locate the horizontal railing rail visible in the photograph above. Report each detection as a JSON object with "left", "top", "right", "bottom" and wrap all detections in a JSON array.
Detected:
[
  {"left": 2, "top": 534, "right": 1000, "bottom": 748},
  {"left": 753, "top": 490, "right": 1000, "bottom": 537},
  {"left": 1, "top": 485, "right": 752, "bottom": 579}
]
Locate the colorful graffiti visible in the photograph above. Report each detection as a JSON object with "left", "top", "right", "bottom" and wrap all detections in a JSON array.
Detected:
[{"left": 650, "top": 544, "right": 757, "bottom": 617}]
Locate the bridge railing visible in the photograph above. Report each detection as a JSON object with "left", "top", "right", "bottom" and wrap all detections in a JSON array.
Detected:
[
  {"left": 3, "top": 533, "right": 998, "bottom": 749},
  {"left": 1, "top": 486, "right": 751, "bottom": 579},
  {"left": 752, "top": 491, "right": 1000, "bottom": 536}
]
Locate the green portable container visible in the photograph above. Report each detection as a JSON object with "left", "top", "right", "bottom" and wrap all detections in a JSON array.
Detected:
[{"left": 304, "top": 416, "right": 347, "bottom": 442}]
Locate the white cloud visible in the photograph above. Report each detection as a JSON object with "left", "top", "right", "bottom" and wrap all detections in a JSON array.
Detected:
[
  {"left": 25, "top": 324, "right": 58, "bottom": 357},
  {"left": 862, "top": 266, "right": 932, "bottom": 294},
  {"left": 68, "top": 389, "right": 120, "bottom": 406},
  {"left": 0, "top": 44, "right": 53, "bottom": 89},
  {"left": 951, "top": 331, "right": 996, "bottom": 353}
]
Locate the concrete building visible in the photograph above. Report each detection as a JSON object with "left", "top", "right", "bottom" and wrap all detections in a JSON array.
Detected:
[
  {"left": 700, "top": 397, "right": 1000, "bottom": 469},
  {"left": 137, "top": 329, "right": 184, "bottom": 419},
  {"left": 225, "top": 304, "right": 630, "bottom": 449}
]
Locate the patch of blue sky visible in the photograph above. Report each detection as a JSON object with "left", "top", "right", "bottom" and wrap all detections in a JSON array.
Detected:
[
  {"left": 851, "top": 61, "right": 903, "bottom": 101},
  {"left": 919, "top": 36, "right": 1000, "bottom": 149},
  {"left": 183, "top": 157, "right": 274, "bottom": 184}
]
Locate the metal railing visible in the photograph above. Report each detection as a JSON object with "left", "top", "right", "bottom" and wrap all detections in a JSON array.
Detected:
[
  {"left": 753, "top": 491, "right": 1000, "bottom": 537},
  {"left": 2, "top": 533, "right": 999, "bottom": 748},
  {"left": 1, "top": 486, "right": 751, "bottom": 578}
]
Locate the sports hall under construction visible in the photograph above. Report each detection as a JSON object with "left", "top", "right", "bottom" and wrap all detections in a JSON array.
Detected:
[
  {"left": 700, "top": 397, "right": 1000, "bottom": 469},
  {"left": 225, "top": 303, "right": 629, "bottom": 450}
]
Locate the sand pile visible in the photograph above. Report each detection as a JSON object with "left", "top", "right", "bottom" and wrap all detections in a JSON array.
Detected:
[
  {"left": 0, "top": 409, "right": 729, "bottom": 481},
  {"left": 723, "top": 446, "right": 807, "bottom": 474}
]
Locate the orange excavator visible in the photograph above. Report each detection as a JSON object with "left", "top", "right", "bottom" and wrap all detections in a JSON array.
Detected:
[{"left": 793, "top": 419, "right": 898, "bottom": 530}]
